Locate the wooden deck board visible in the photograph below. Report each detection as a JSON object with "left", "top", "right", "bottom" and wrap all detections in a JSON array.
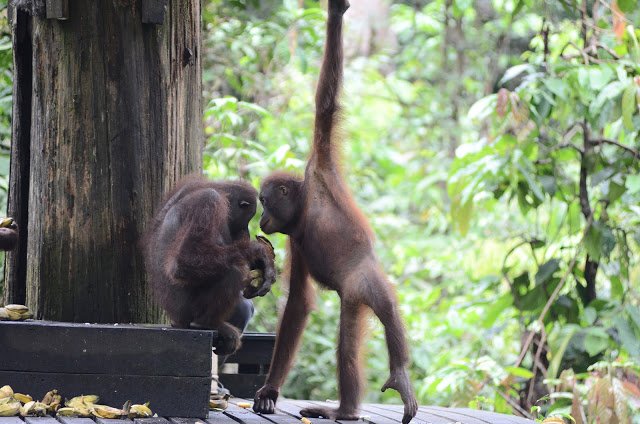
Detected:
[
  {"left": 430, "top": 407, "right": 532, "bottom": 424},
  {"left": 224, "top": 402, "right": 277, "bottom": 424},
  {"left": 207, "top": 410, "right": 244, "bottom": 424},
  {"left": 0, "top": 404, "right": 535, "bottom": 424},
  {"left": 360, "top": 404, "right": 430, "bottom": 424}
]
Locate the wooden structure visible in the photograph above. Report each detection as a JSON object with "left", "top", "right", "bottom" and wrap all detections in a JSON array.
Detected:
[
  {"left": 220, "top": 333, "right": 276, "bottom": 398},
  {"left": 0, "top": 321, "right": 212, "bottom": 418},
  {"left": 5, "top": 0, "right": 202, "bottom": 324},
  {"left": 0, "top": 401, "right": 536, "bottom": 424}
]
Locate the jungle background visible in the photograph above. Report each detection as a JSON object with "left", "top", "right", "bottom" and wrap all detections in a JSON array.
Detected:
[{"left": 1, "top": 0, "right": 639, "bottom": 422}]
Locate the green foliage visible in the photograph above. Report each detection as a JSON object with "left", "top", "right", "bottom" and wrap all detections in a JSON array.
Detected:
[
  {"left": 203, "top": 0, "right": 640, "bottom": 418},
  {"left": 0, "top": 0, "right": 636, "bottom": 420}
]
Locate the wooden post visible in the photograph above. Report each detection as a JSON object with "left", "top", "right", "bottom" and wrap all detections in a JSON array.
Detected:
[{"left": 4, "top": 0, "right": 203, "bottom": 323}]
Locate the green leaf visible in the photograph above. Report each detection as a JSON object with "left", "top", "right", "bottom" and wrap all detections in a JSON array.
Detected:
[
  {"left": 626, "top": 174, "right": 640, "bottom": 194},
  {"left": 482, "top": 293, "right": 513, "bottom": 328},
  {"left": 617, "top": 0, "right": 635, "bottom": 13},
  {"left": 583, "top": 327, "right": 610, "bottom": 357},
  {"left": 505, "top": 366, "right": 534, "bottom": 379},
  {"left": 548, "top": 325, "right": 579, "bottom": 379},
  {"left": 584, "top": 221, "right": 616, "bottom": 261},
  {"left": 622, "top": 83, "right": 636, "bottom": 130},
  {"left": 535, "top": 259, "right": 560, "bottom": 285},
  {"left": 614, "top": 315, "right": 640, "bottom": 358}
]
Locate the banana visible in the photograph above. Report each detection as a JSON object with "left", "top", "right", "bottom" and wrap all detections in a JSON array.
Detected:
[
  {"left": 19, "top": 401, "right": 35, "bottom": 416},
  {"left": 237, "top": 402, "right": 252, "bottom": 409},
  {"left": 129, "top": 403, "right": 153, "bottom": 418},
  {"left": 301, "top": 418, "right": 312, "bottom": 424},
  {"left": 14, "top": 393, "right": 33, "bottom": 404},
  {"left": 41, "top": 390, "right": 62, "bottom": 412},
  {"left": 0, "top": 401, "right": 21, "bottom": 417},
  {"left": 92, "top": 405, "right": 124, "bottom": 419},
  {"left": 0, "top": 386, "right": 13, "bottom": 399},
  {"left": 56, "top": 407, "right": 78, "bottom": 416},
  {"left": 66, "top": 395, "right": 99, "bottom": 408},
  {"left": 0, "top": 309, "right": 8, "bottom": 320},
  {"left": 0, "top": 305, "right": 33, "bottom": 321},
  {"left": 0, "top": 217, "right": 14, "bottom": 228},
  {"left": 4, "top": 304, "right": 28, "bottom": 312},
  {"left": 209, "top": 398, "right": 228, "bottom": 410}
]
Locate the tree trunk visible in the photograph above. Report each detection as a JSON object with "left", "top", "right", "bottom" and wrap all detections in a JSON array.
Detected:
[{"left": 4, "top": 0, "right": 203, "bottom": 323}]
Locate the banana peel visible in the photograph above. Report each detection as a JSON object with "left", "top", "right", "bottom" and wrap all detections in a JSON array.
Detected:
[
  {"left": 0, "top": 401, "right": 21, "bottom": 417},
  {"left": 0, "top": 304, "right": 33, "bottom": 321},
  {"left": 0, "top": 217, "right": 14, "bottom": 228},
  {"left": 13, "top": 393, "right": 32, "bottom": 404},
  {"left": 66, "top": 395, "right": 99, "bottom": 409},
  {"left": 129, "top": 403, "right": 153, "bottom": 418},
  {"left": 92, "top": 404, "right": 125, "bottom": 419},
  {"left": 0, "top": 386, "right": 13, "bottom": 400},
  {"left": 19, "top": 401, "right": 48, "bottom": 417}
]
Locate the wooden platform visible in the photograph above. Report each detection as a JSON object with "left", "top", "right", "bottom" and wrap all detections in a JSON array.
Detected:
[{"left": 0, "top": 399, "right": 534, "bottom": 424}]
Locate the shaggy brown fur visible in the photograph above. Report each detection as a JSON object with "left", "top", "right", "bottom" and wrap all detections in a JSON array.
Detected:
[
  {"left": 142, "top": 175, "right": 276, "bottom": 354},
  {"left": 252, "top": 1, "right": 417, "bottom": 422}
]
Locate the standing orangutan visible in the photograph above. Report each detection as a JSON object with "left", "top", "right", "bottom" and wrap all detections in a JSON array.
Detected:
[
  {"left": 253, "top": 1, "right": 418, "bottom": 423},
  {"left": 143, "top": 176, "right": 276, "bottom": 354}
]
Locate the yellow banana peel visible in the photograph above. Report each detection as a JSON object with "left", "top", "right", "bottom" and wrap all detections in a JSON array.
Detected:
[
  {"left": 0, "top": 401, "right": 21, "bottom": 417},
  {"left": 13, "top": 393, "right": 32, "bottom": 404}
]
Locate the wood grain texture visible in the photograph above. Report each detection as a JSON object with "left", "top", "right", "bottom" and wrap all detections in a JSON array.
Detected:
[
  {"left": 6, "top": 0, "right": 203, "bottom": 323},
  {"left": 0, "top": 321, "right": 212, "bottom": 377}
]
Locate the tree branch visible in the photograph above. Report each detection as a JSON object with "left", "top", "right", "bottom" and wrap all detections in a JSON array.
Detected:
[{"left": 591, "top": 138, "right": 640, "bottom": 158}]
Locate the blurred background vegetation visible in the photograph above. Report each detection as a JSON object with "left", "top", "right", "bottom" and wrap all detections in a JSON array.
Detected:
[{"left": 2, "top": 0, "right": 640, "bottom": 421}]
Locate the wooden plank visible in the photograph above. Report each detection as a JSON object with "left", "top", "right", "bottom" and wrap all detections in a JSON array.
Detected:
[
  {"left": 45, "top": 0, "right": 69, "bottom": 19},
  {"left": 225, "top": 333, "right": 276, "bottom": 365},
  {"left": 134, "top": 419, "right": 171, "bottom": 424},
  {"left": 360, "top": 404, "right": 429, "bottom": 424},
  {"left": 170, "top": 418, "right": 210, "bottom": 424},
  {"left": 419, "top": 407, "right": 489, "bottom": 424},
  {"left": 0, "top": 321, "right": 212, "bottom": 377},
  {"left": 23, "top": 419, "right": 58, "bottom": 424},
  {"left": 0, "top": 371, "right": 209, "bottom": 419},
  {"left": 272, "top": 399, "right": 337, "bottom": 424},
  {"left": 231, "top": 399, "right": 313, "bottom": 424},
  {"left": 0, "top": 419, "right": 23, "bottom": 424},
  {"left": 57, "top": 418, "right": 95, "bottom": 424},
  {"left": 95, "top": 419, "right": 133, "bottom": 424},
  {"left": 141, "top": 0, "right": 168, "bottom": 24},
  {"left": 207, "top": 410, "right": 243, "bottom": 424},
  {"left": 437, "top": 408, "right": 534, "bottom": 424},
  {"left": 289, "top": 401, "right": 360, "bottom": 424},
  {"left": 224, "top": 403, "right": 277, "bottom": 423}
]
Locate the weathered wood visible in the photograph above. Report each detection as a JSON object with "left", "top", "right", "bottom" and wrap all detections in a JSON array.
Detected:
[
  {"left": 95, "top": 419, "right": 133, "bottom": 424},
  {"left": 23, "top": 419, "right": 58, "bottom": 424},
  {"left": 219, "top": 333, "right": 274, "bottom": 397},
  {"left": 134, "top": 419, "right": 171, "bottom": 424},
  {"left": 224, "top": 333, "right": 276, "bottom": 365},
  {"left": 206, "top": 411, "right": 243, "bottom": 424},
  {"left": 45, "top": 0, "right": 69, "bottom": 19},
  {"left": 0, "top": 371, "right": 209, "bottom": 418},
  {"left": 57, "top": 418, "right": 95, "bottom": 424},
  {"left": 271, "top": 399, "right": 337, "bottom": 424},
  {"left": 428, "top": 407, "right": 533, "bottom": 424},
  {"left": 6, "top": 0, "right": 202, "bottom": 323},
  {"left": 0, "top": 321, "right": 212, "bottom": 377},
  {"left": 223, "top": 403, "right": 275, "bottom": 424},
  {"left": 0, "top": 418, "right": 23, "bottom": 424},
  {"left": 3, "top": 2, "right": 32, "bottom": 305},
  {"left": 142, "top": 0, "right": 168, "bottom": 24}
]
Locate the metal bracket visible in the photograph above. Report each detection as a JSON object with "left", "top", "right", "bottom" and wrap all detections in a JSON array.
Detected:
[{"left": 142, "top": 0, "right": 168, "bottom": 25}]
